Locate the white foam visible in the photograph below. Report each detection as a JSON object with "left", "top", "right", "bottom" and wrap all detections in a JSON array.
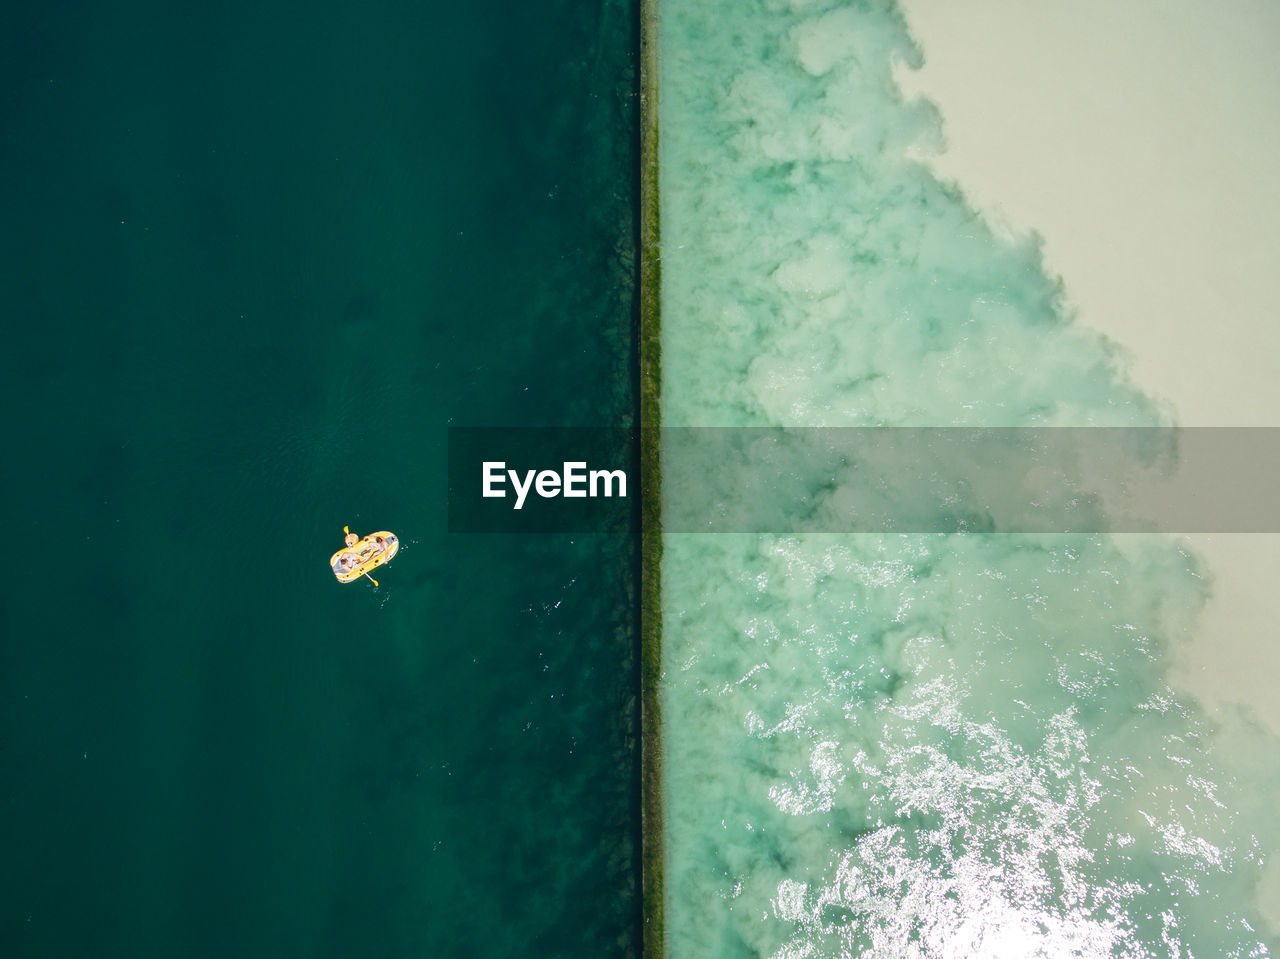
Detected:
[{"left": 657, "top": 0, "right": 1280, "bottom": 952}]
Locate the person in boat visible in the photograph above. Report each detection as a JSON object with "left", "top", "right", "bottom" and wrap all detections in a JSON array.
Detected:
[
  {"left": 337, "top": 554, "right": 356, "bottom": 572},
  {"left": 375, "top": 536, "right": 388, "bottom": 551}
]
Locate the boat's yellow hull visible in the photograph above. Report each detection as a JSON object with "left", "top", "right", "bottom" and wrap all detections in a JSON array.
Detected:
[{"left": 330, "top": 531, "right": 399, "bottom": 583}]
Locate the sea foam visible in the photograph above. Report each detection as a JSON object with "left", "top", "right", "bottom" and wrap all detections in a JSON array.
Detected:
[{"left": 659, "top": 0, "right": 1280, "bottom": 955}]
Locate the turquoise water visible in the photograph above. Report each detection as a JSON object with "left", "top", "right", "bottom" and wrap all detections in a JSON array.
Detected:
[
  {"left": 1, "top": 1, "right": 638, "bottom": 956},
  {"left": 658, "top": 0, "right": 1280, "bottom": 955}
]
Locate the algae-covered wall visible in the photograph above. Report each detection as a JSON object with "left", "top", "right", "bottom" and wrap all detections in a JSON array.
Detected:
[{"left": 638, "top": 1, "right": 663, "bottom": 957}]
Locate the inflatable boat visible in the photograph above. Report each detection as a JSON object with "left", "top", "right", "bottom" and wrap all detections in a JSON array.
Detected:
[{"left": 330, "top": 526, "right": 399, "bottom": 584}]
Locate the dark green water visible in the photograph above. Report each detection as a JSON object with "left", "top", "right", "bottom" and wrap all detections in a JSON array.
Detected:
[{"left": 1, "top": 1, "right": 640, "bottom": 956}]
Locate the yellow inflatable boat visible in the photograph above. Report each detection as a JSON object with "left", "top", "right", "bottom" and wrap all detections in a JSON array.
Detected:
[{"left": 330, "top": 526, "right": 399, "bottom": 584}]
